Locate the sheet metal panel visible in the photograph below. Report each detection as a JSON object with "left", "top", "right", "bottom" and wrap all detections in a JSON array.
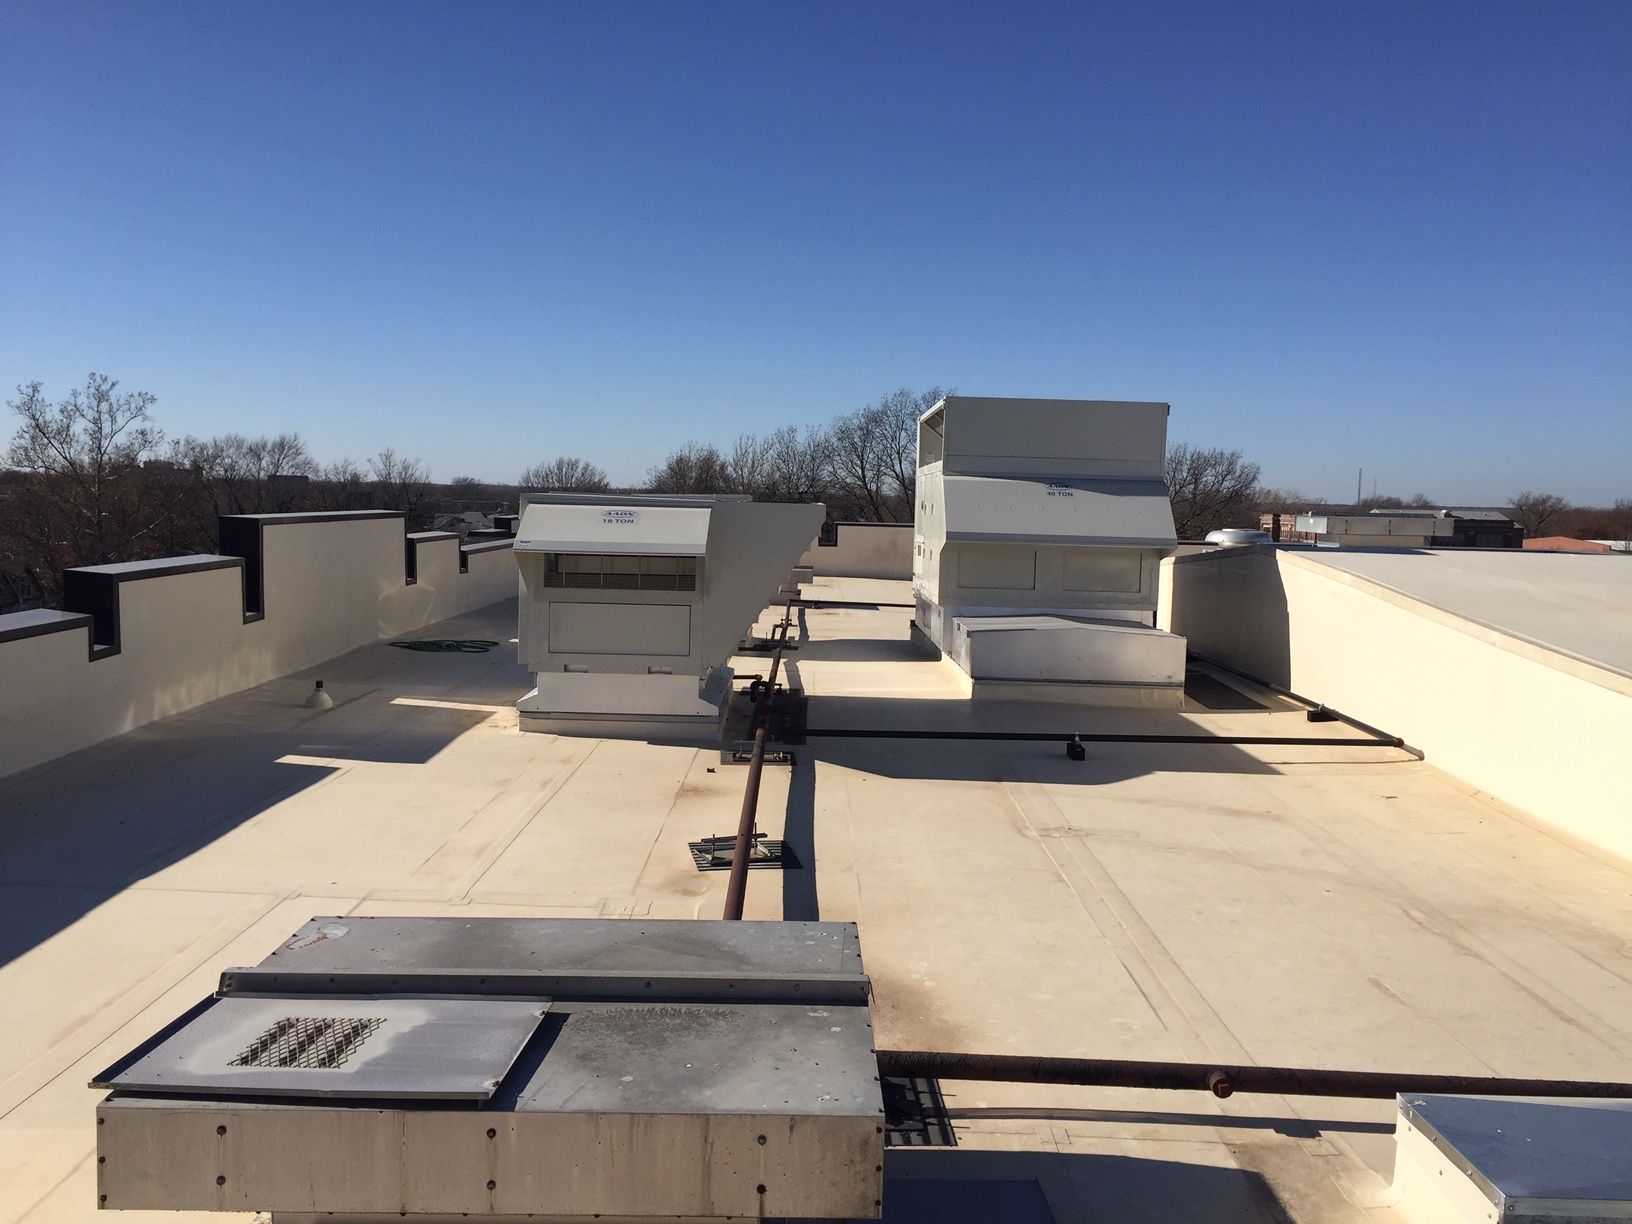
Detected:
[
  {"left": 942, "top": 474, "right": 1177, "bottom": 548},
  {"left": 221, "top": 966, "right": 872, "bottom": 1004},
  {"left": 251, "top": 916, "right": 866, "bottom": 980},
  {"left": 93, "top": 995, "right": 548, "bottom": 1101},
  {"left": 514, "top": 502, "right": 710, "bottom": 556},
  {"left": 1399, "top": 1093, "right": 1632, "bottom": 1217},
  {"left": 97, "top": 1095, "right": 882, "bottom": 1218}
]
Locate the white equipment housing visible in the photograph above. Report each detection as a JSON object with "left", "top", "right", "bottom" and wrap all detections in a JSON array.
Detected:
[
  {"left": 913, "top": 396, "right": 1186, "bottom": 706},
  {"left": 513, "top": 493, "right": 823, "bottom": 737}
]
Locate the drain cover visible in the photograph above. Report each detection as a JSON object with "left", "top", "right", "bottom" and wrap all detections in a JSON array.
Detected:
[{"left": 689, "top": 833, "right": 800, "bottom": 871}]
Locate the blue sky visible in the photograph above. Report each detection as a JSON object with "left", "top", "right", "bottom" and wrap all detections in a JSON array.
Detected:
[{"left": 3, "top": 2, "right": 1628, "bottom": 502}]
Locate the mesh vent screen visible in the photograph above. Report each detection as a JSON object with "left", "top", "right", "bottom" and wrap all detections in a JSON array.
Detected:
[{"left": 229, "top": 1016, "right": 384, "bottom": 1070}]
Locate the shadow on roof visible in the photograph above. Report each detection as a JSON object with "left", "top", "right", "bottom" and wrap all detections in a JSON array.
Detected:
[
  {"left": 875, "top": 1146, "right": 1294, "bottom": 1223},
  {"left": 0, "top": 653, "right": 501, "bottom": 974}
]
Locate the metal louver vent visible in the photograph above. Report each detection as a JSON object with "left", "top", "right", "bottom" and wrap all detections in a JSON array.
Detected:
[{"left": 229, "top": 1016, "right": 384, "bottom": 1070}]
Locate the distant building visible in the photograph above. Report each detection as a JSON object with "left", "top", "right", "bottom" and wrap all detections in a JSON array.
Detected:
[
  {"left": 1260, "top": 506, "right": 1524, "bottom": 548},
  {"left": 1291, "top": 512, "right": 1453, "bottom": 548},
  {"left": 1524, "top": 536, "right": 1614, "bottom": 553}
]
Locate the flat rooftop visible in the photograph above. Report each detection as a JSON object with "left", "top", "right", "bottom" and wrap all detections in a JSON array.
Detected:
[
  {"left": 5, "top": 580, "right": 1632, "bottom": 1222},
  {"left": 1294, "top": 547, "right": 1632, "bottom": 679}
]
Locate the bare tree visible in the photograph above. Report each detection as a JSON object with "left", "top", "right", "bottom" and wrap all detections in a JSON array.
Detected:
[
  {"left": 370, "top": 448, "right": 433, "bottom": 525},
  {"left": 519, "top": 456, "right": 611, "bottom": 493},
  {"left": 718, "top": 426, "right": 834, "bottom": 504},
  {"left": 176, "top": 431, "right": 314, "bottom": 515},
  {"left": 725, "top": 433, "right": 774, "bottom": 497},
  {"left": 1509, "top": 490, "right": 1569, "bottom": 538},
  {"left": 876, "top": 386, "right": 947, "bottom": 508},
  {"left": 827, "top": 387, "right": 947, "bottom": 521},
  {"left": 307, "top": 458, "right": 368, "bottom": 512},
  {"left": 1165, "top": 444, "right": 1262, "bottom": 539},
  {"left": 4, "top": 375, "right": 175, "bottom": 602},
  {"left": 646, "top": 442, "right": 729, "bottom": 494},
  {"left": 1613, "top": 498, "right": 1632, "bottom": 550},
  {"left": 826, "top": 406, "right": 893, "bottom": 520},
  {"left": 763, "top": 425, "right": 833, "bottom": 504}
]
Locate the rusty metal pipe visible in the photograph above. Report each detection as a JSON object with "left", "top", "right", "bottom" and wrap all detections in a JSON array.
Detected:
[
  {"left": 874, "top": 1050, "right": 1632, "bottom": 1100},
  {"left": 720, "top": 724, "right": 767, "bottom": 921},
  {"left": 721, "top": 603, "right": 795, "bottom": 921}
]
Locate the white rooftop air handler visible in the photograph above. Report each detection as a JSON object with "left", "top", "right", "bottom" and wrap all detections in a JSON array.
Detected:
[
  {"left": 913, "top": 396, "right": 1186, "bottom": 706},
  {"left": 513, "top": 493, "right": 824, "bottom": 738}
]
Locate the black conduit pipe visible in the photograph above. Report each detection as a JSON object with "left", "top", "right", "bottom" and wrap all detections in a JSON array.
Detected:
[
  {"left": 874, "top": 1050, "right": 1632, "bottom": 1101},
  {"left": 1193, "top": 654, "right": 1424, "bottom": 759},
  {"left": 793, "top": 598, "right": 916, "bottom": 610},
  {"left": 802, "top": 728, "right": 1406, "bottom": 750}
]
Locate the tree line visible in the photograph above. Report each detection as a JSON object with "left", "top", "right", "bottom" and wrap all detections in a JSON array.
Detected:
[
  {"left": 1, "top": 375, "right": 445, "bottom": 606},
  {"left": 4, "top": 374, "right": 1627, "bottom": 612}
]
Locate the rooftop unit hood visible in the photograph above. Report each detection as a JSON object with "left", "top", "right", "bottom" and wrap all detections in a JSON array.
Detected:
[
  {"left": 941, "top": 474, "right": 1178, "bottom": 549},
  {"left": 514, "top": 500, "right": 713, "bottom": 557}
]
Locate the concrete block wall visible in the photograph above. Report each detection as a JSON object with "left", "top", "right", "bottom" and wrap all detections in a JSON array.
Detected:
[
  {"left": 1163, "top": 546, "right": 1632, "bottom": 863},
  {"left": 0, "top": 512, "right": 516, "bottom": 780},
  {"left": 799, "top": 522, "right": 911, "bottom": 580}
]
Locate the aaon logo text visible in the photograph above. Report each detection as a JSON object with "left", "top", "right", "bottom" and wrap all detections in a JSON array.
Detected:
[
  {"left": 601, "top": 510, "right": 640, "bottom": 525},
  {"left": 1044, "top": 482, "right": 1075, "bottom": 498}
]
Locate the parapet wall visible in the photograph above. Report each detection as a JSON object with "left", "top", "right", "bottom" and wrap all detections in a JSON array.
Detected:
[
  {"left": 799, "top": 522, "right": 912, "bottom": 580},
  {"left": 0, "top": 512, "right": 516, "bottom": 780},
  {"left": 1163, "top": 546, "right": 1632, "bottom": 863}
]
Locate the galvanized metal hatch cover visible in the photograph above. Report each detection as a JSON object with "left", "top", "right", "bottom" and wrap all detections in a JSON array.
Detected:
[{"left": 92, "top": 995, "right": 548, "bottom": 1101}]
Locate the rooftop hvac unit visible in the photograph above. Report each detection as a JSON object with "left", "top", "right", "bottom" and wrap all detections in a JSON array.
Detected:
[
  {"left": 512, "top": 493, "right": 823, "bottom": 737},
  {"left": 912, "top": 396, "right": 1186, "bottom": 706}
]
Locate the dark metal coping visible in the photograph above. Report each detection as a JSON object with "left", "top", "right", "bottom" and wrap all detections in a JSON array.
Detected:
[
  {"left": 61, "top": 556, "right": 246, "bottom": 660},
  {"left": 220, "top": 513, "right": 407, "bottom": 616},
  {"left": 223, "top": 510, "right": 407, "bottom": 525},
  {"left": 815, "top": 520, "right": 911, "bottom": 546},
  {"left": 0, "top": 608, "right": 94, "bottom": 646},
  {"left": 404, "top": 531, "right": 459, "bottom": 585},
  {"left": 218, "top": 967, "right": 872, "bottom": 1006},
  {"left": 460, "top": 536, "right": 517, "bottom": 574}
]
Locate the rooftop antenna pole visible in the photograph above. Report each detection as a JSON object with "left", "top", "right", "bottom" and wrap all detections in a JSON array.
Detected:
[{"left": 1357, "top": 468, "right": 1362, "bottom": 503}]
